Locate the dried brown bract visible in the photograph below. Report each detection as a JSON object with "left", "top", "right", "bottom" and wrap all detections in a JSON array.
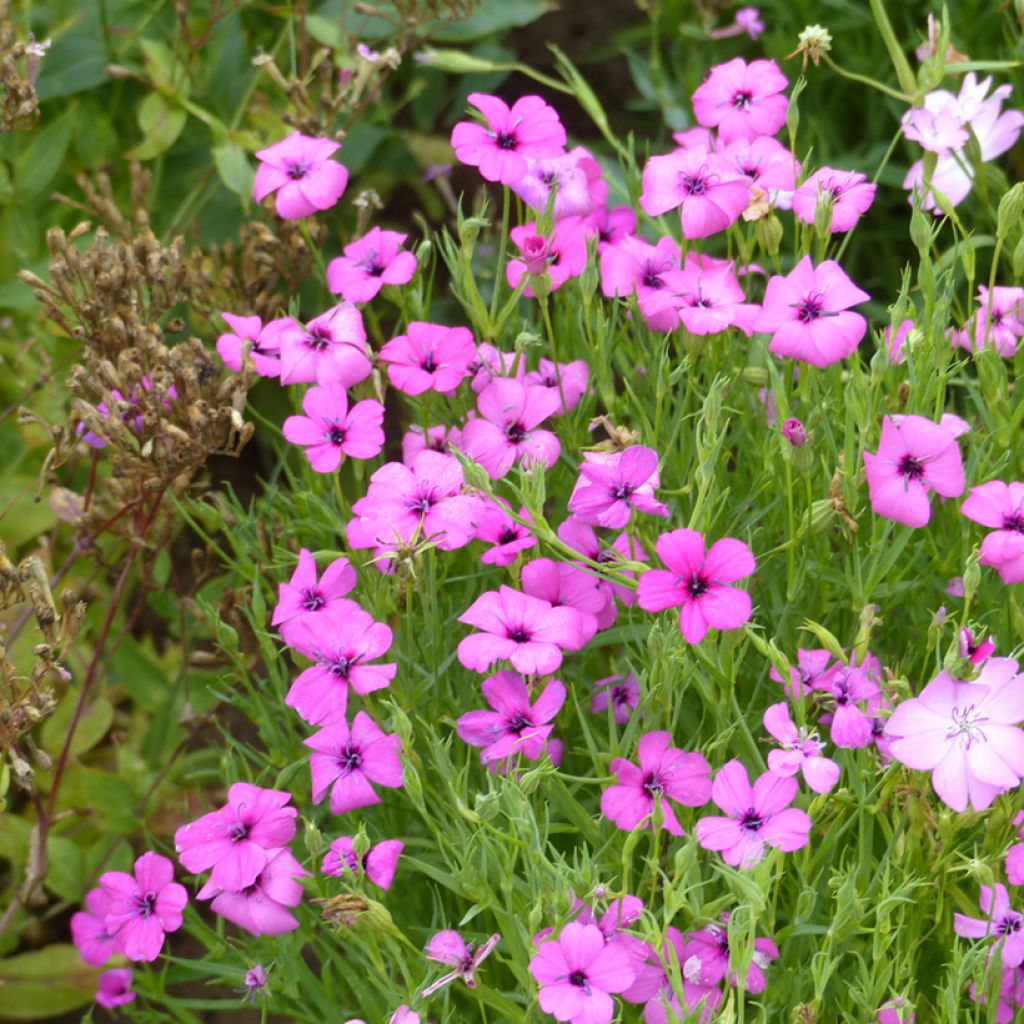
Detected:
[{"left": 0, "top": 0, "right": 42, "bottom": 132}]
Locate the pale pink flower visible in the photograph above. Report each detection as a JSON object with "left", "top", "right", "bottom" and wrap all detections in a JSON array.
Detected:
[
  {"left": 507, "top": 217, "right": 589, "bottom": 296},
  {"left": 476, "top": 499, "right": 536, "bottom": 566},
  {"left": 691, "top": 57, "right": 789, "bottom": 142},
  {"left": 322, "top": 836, "right": 404, "bottom": 890},
  {"left": 96, "top": 969, "right": 135, "bottom": 1010},
  {"left": 963, "top": 481, "right": 1024, "bottom": 584},
  {"left": 379, "top": 321, "right": 476, "bottom": 395},
  {"left": 199, "top": 848, "right": 306, "bottom": 936},
  {"left": 763, "top": 702, "right": 840, "bottom": 793},
  {"left": 282, "top": 384, "right": 385, "bottom": 472},
  {"left": 955, "top": 884, "right": 1024, "bottom": 967},
  {"left": 326, "top": 226, "right": 417, "bottom": 302},
  {"left": 422, "top": 931, "right": 501, "bottom": 997},
  {"left": 901, "top": 105, "right": 969, "bottom": 153},
  {"left": 792, "top": 168, "right": 876, "bottom": 233},
  {"left": 253, "top": 132, "right": 348, "bottom": 219},
  {"left": 274, "top": 304, "right": 371, "bottom": 387},
  {"left": 591, "top": 673, "right": 640, "bottom": 726},
  {"left": 217, "top": 313, "right": 281, "bottom": 377},
  {"left": 1007, "top": 811, "right": 1024, "bottom": 885}
]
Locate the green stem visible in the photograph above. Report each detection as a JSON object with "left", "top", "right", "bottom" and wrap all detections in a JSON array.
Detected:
[
  {"left": 867, "top": 0, "right": 919, "bottom": 97},
  {"left": 821, "top": 53, "right": 911, "bottom": 102},
  {"left": 489, "top": 186, "right": 512, "bottom": 330}
]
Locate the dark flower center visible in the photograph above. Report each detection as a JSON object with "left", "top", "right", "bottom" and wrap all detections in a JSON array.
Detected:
[
  {"left": 330, "top": 655, "right": 353, "bottom": 679},
  {"left": 327, "top": 425, "right": 347, "bottom": 445},
  {"left": 732, "top": 90, "right": 753, "bottom": 109},
  {"left": 613, "top": 686, "right": 630, "bottom": 705},
  {"left": 338, "top": 747, "right": 362, "bottom": 773},
  {"left": 740, "top": 809, "right": 765, "bottom": 832},
  {"left": 508, "top": 627, "right": 532, "bottom": 643},
  {"left": 308, "top": 325, "right": 331, "bottom": 350},
  {"left": 568, "top": 970, "right": 589, "bottom": 988},
  {"left": 495, "top": 131, "right": 517, "bottom": 150},
  {"left": 499, "top": 527, "right": 521, "bottom": 545},
  {"left": 136, "top": 891, "right": 157, "bottom": 917},
  {"left": 898, "top": 455, "right": 925, "bottom": 482},
  {"left": 422, "top": 353, "right": 438, "bottom": 373},
  {"left": 796, "top": 296, "right": 825, "bottom": 323},
  {"left": 682, "top": 172, "right": 709, "bottom": 197},
  {"left": 367, "top": 262, "right": 384, "bottom": 277},
  {"left": 613, "top": 484, "right": 636, "bottom": 500},
  {"left": 687, "top": 573, "right": 709, "bottom": 598},
  {"left": 505, "top": 422, "right": 527, "bottom": 443},
  {"left": 287, "top": 162, "right": 310, "bottom": 180},
  {"left": 507, "top": 713, "right": 530, "bottom": 733},
  {"left": 642, "top": 771, "right": 664, "bottom": 797},
  {"left": 597, "top": 549, "right": 617, "bottom": 564},
  {"left": 642, "top": 262, "right": 665, "bottom": 289},
  {"left": 999, "top": 914, "right": 1023, "bottom": 935},
  {"left": 302, "top": 588, "right": 325, "bottom": 611},
  {"left": 228, "top": 820, "right": 250, "bottom": 842},
  {"left": 1003, "top": 513, "right": 1024, "bottom": 534},
  {"left": 540, "top": 170, "right": 558, "bottom": 186}
]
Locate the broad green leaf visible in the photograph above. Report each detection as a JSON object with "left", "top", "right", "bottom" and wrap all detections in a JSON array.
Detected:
[
  {"left": 0, "top": 944, "right": 101, "bottom": 1019},
  {"left": 44, "top": 835, "right": 84, "bottom": 902},
  {"left": 13, "top": 111, "right": 73, "bottom": 202},
  {"left": 127, "top": 92, "right": 188, "bottom": 161},
  {"left": 41, "top": 696, "right": 114, "bottom": 758},
  {"left": 213, "top": 142, "right": 254, "bottom": 200},
  {"left": 433, "top": 0, "right": 556, "bottom": 41},
  {"left": 140, "top": 38, "right": 191, "bottom": 99}
]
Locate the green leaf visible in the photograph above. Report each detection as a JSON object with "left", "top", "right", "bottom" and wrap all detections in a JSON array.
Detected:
[
  {"left": 111, "top": 637, "right": 168, "bottom": 714},
  {"left": 127, "top": 92, "right": 188, "bottom": 161},
  {"left": 140, "top": 38, "right": 191, "bottom": 99},
  {"left": 44, "top": 835, "right": 84, "bottom": 902},
  {"left": 213, "top": 142, "right": 254, "bottom": 200},
  {"left": 305, "top": 14, "right": 345, "bottom": 49},
  {"left": 41, "top": 696, "right": 114, "bottom": 758},
  {"left": 0, "top": 161, "right": 13, "bottom": 204},
  {"left": 433, "top": 0, "right": 555, "bottom": 41},
  {"left": 14, "top": 111, "right": 73, "bottom": 202},
  {"left": 0, "top": 945, "right": 101, "bottom": 1019}
]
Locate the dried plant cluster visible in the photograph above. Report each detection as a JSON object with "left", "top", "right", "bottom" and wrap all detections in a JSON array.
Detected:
[{"left": 0, "top": 0, "right": 40, "bottom": 132}]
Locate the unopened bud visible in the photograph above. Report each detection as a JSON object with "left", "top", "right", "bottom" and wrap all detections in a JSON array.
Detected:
[{"left": 782, "top": 417, "right": 806, "bottom": 448}]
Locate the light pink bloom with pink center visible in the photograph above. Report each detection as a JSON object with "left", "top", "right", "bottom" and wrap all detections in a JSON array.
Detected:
[
  {"left": 884, "top": 318, "right": 914, "bottom": 363},
  {"left": 326, "top": 227, "right": 417, "bottom": 302},
  {"left": 461, "top": 379, "right": 562, "bottom": 479},
  {"left": 511, "top": 147, "right": 600, "bottom": 219},
  {"left": 173, "top": 783, "right": 297, "bottom": 891},
  {"left": 583, "top": 204, "right": 637, "bottom": 249},
  {"left": 507, "top": 217, "right": 589, "bottom": 296},
  {"left": 524, "top": 359, "right": 589, "bottom": 415},
  {"left": 682, "top": 912, "right": 779, "bottom": 992},
  {"left": 763, "top": 702, "right": 840, "bottom": 793},
  {"left": 755, "top": 256, "right": 870, "bottom": 368},
  {"left": 253, "top": 132, "right": 348, "bottom": 219},
  {"left": 955, "top": 286, "right": 1024, "bottom": 357},
  {"left": 522, "top": 557, "right": 606, "bottom": 644},
  {"left": 422, "top": 931, "right": 501, "bottom": 997},
  {"left": 691, "top": 57, "right": 789, "bottom": 142},
  {"left": 901, "top": 105, "right": 969, "bottom": 152},
  {"left": 217, "top": 313, "right": 281, "bottom": 377},
  {"left": 457, "top": 585, "right": 585, "bottom": 676},
  {"left": 306, "top": 710, "right": 404, "bottom": 814},
  {"left": 695, "top": 760, "right": 811, "bottom": 867},
  {"left": 812, "top": 662, "right": 881, "bottom": 749},
  {"left": 284, "top": 607, "right": 396, "bottom": 726},
  {"left": 885, "top": 658, "right": 1024, "bottom": 812},
  {"left": 600, "top": 236, "right": 683, "bottom": 332},
  {"left": 637, "top": 528, "right": 755, "bottom": 644},
  {"left": 792, "top": 167, "right": 877, "bottom": 233},
  {"left": 96, "top": 969, "right": 135, "bottom": 1010},
  {"left": 954, "top": 884, "right": 1024, "bottom": 967},
  {"left": 321, "top": 836, "right": 404, "bottom": 890},
  {"left": 457, "top": 671, "right": 566, "bottom": 766},
  {"left": 1007, "top": 811, "right": 1024, "bottom": 885},
  {"left": 273, "top": 304, "right": 371, "bottom": 387},
  {"left": 99, "top": 852, "right": 187, "bottom": 962},
  {"left": 568, "top": 446, "right": 669, "bottom": 529},
  {"left": 600, "top": 731, "right": 712, "bottom": 836},
  {"left": 379, "top": 321, "right": 476, "bottom": 396},
  {"left": 591, "top": 673, "right": 640, "bottom": 725},
  {"left": 720, "top": 135, "right": 799, "bottom": 207},
  {"left": 389, "top": 1008, "right": 420, "bottom": 1024},
  {"left": 529, "top": 921, "right": 636, "bottom": 1024},
  {"left": 476, "top": 498, "right": 537, "bottom": 566},
  {"left": 72, "top": 888, "right": 116, "bottom": 967},
  {"left": 272, "top": 549, "right": 357, "bottom": 643},
  {"left": 960, "top": 627, "right": 996, "bottom": 664},
  {"left": 639, "top": 147, "right": 750, "bottom": 239},
  {"left": 451, "top": 93, "right": 566, "bottom": 185},
  {"left": 769, "top": 648, "right": 836, "bottom": 701},
  {"left": 282, "top": 384, "right": 384, "bottom": 472},
  {"left": 402, "top": 423, "right": 462, "bottom": 465},
  {"left": 863, "top": 415, "right": 965, "bottom": 528},
  {"left": 199, "top": 848, "right": 306, "bottom": 936}
]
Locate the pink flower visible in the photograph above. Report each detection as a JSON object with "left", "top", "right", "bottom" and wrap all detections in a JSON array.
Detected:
[
  {"left": 522, "top": 557, "right": 606, "bottom": 644},
  {"left": 769, "top": 647, "right": 835, "bottom": 701},
  {"left": 96, "top": 969, "right": 136, "bottom": 1010},
  {"left": 644, "top": 933, "right": 723, "bottom": 1024},
  {"left": 901, "top": 105, "right": 969, "bottom": 153},
  {"left": 884, "top": 319, "right": 915, "bottom": 363},
  {"left": 253, "top": 132, "right": 348, "bottom": 219},
  {"left": 282, "top": 384, "right": 385, "bottom": 472},
  {"left": 695, "top": 760, "right": 812, "bottom": 868},
  {"left": 639, "top": 148, "right": 750, "bottom": 239},
  {"left": 379, "top": 321, "right": 476, "bottom": 396},
  {"left": 306, "top": 710, "right": 404, "bottom": 814},
  {"left": 199, "top": 848, "right": 306, "bottom": 936},
  {"left": 792, "top": 168, "right": 876, "bottom": 233},
  {"left": 322, "top": 836, "right": 404, "bottom": 890},
  {"left": 812, "top": 662, "right": 881, "bottom": 749},
  {"left": 955, "top": 286, "right": 1024, "bottom": 357},
  {"left": 461, "top": 379, "right": 562, "bottom": 479},
  {"left": 511, "top": 147, "right": 601, "bottom": 219},
  {"left": 601, "top": 731, "right": 711, "bottom": 835},
  {"left": 271, "top": 549, "right": 358, "bottom": 643},
  {"left": 217, "top": 313, "right": 281, "bottom": 377},
  {"left": 637, "top": 529, "right": 755, "bottom": 644},
  {"left": 781, "top": 417, "right": 806, "bottom": 447},
  {"left": 99, "top": 852, "right": 187, "bottom": 962},
  {"left": 476, "top": 499, "right": 537, "bottom": 566},
  {"left": 863, "top": 415, "right": 965, "bottom": 528},
  {"left": 529, "top": 921, "right": 636, "bottom": 1024},
  {"left": 877, "top": 998, "right": 915, "bottom": 1024},
  {"left": 274, "top": 304, "right": 371, "bottom": 387},
  {"left": 469, "top": 342, "right": 524, "bottom": 392},
  {"left": 568, "top": 446, "right": 668, "bottom": 529},
  {"left": 326, "top": 227, "right": 417, "bottom": 302},
  {"left": 524, "top": 359, "right": 589, "bottom": 415},
  {"left": 591, "top": 673, "right": 640, "bottom": 725},
  {"left": 720, "top": 136, "right": 799, "bottom": 206},
  {"left": 402, "top": 424, "right": 462, "bottom": 464},
  {"left": 457, "top": 585, "right": 585, "bottom": 675},
  {"left": 1007, "top": 812, "right": 1024, "bottom": 885},
  {"left": 599, "top": 235, "right": 682, "bottom": 331},
  {"left": 507, "top": 218, "right": 589, "bottom": 296},
  {"left": 955, "top": 884, "right": 1024, "bottom": 967},
  {"left": 71, "top": 888, "right": 116, "bottom": 967},
  {"left": 960, "top": 627, "right": 996, "bottom": 664},
  {"left": 584, "top": 204, "right": 637, "bottom": 248},
  {"left": 173, "top": 783, "right": 297, "bottom": 891},
  {"left": 691, "top": 57, "right": 789, "bottom": 142},
  {"left": 682, "top": 913, "right": 779, "bottom": 992},
  {"left": 422, "top": 931, "right": 501, "bottom": 997},
  {"left": 557, "top": 519, "right": 648, "bottom": 613},
  {"left": 284, "top": 607, "right": 396, "bottom": 726},
  {"left": 763, "top": 702, "right": 840, "bottom": 793},
  {"left": 389, "top": 1008, "right": 420, "bottom": 1024},
  {"left": 885, "top": 658, "right": 1024, "bottom": 812},
  {"left": 735, "top": 7, "right": 765, "bottom": 40},
  {"left": 754, "top": 256, "right": 870, "bottom": 368},
  {"left": 451, "top": 93, "right": 566, "bottom": 185}
]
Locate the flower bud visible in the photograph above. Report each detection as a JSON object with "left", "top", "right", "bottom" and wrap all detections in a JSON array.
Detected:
[
  {"left": 352, "top": 828, "right": 372, "bottom": 860},
  {"left": 781, "top": 417, "right": 806, "bottom": 448},
  {"left": 754, "top": 211, "right": 783, "bottom": 255},
  {"left": 997, "top": 183, "right": 1024, "bottom": 238},
  {"left": 303, "top": 817, "right": 324, "bottom": 856}
]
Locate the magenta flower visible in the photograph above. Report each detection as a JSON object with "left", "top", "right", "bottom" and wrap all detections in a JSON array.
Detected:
[
  {"left": 955, "top": 885, "right": 1024, "bottom": 967},
  {"left": 274, "top": 304, "right": 371, "bottom": 387},
  {"left": 529, "top": 921, "right": 636, "bottom": 1024},
  {"left": 863, "top": 415, "right": 965, "bottom": 528},
  {"left": 792, "top": 168, "right": 877, "bottom": 233},
  {"left": 470, "top": 342, "right": 524, "bottom": 393},
  {"left": 96, "top": 969, "right": 136, "bottom": 1010},
  {"left": 507, "top": 217, "right": 589, "bottom": 296},
  {"left": 583, "top": 204, "right": 637, "bottom": 248},
  {"left": 1007, "top": 812, "right": 1024, "bottom": 885},
  {"left": 960, "top": 627, "right": 996, "bottom": 664},
  {"left": 763, "top": 702, "right": 840, "bottom": 793},
  {"left": 521, "top": 557, "right": 606, "bottom": 644},
  {"left": 955, "top": 286, "right": 1024, "bottom": 357},
  {"left": 457, "top": 585, "right": 585, "bottom": 676},
  {"left": 511, "top": 147, "right": 600, "bottom": 219},
  {"left": 389, "top": 1008, "right": 420, "bottom": 1024},
  {"left": 284, "top": 608, "right": 396, "bottom": 726},
  {"left": 306, "top": 710, "right": 404, "bottom": 814},
  {"left": 217, "top": 313, "right": 281, "bottom": 378},
  {"left": 450, "top": 93, "right": 566, "bottom": 185},
  {"left": 591, "top": 673, "right": 639, "bottom": 726},
  {"left": 769, "top": 647, "right": 836, "bottom": 701},
  {"left": 253, "top": 132, "right": 348, "bottom": 219},
  {"left": 599, "top": 235, "right": 682, "bottom": 332},
  {"left": 884, "top": 318, "right": 915, "bottom": 363},
  {"left": 557, "top": 518, "right": 648, "bottom": 612},
  {"left": 199, "top": 848, "right": 306, "bottom": 936},
  {"left": 568, "top": 446, "right": 669, "bottom": 529},
  {"left": 173, "top": 783, "right": 297, "bottom": 891},
  {"left": 458, "top": 672, "right": 566, "bottom": 767},
  {"left": 877, "top": 998, "right": 915, "bottom": 1024},
  {"left": 476, "top": 499, "right": 537, "bottom": 567},
  {"left": 691, "top": 57, "right": 789, "bottom": 142},
  {"left": 71, "top": 888, "right": 116, "bottom": 967},
  {"left": 243, "top": 965, "right": 268, "bottom": 1001},
  {"left": 461, "top": 379, "right": 562, "bottom": 479},
  {"left": 283, "top": 384, "right": 385, "bottom": 472},
  {"left": 781, "top": 417, "right": 806, "bottom": 447},
  {"left": 754, "top": 256, "right": 870, "bottom": 368},
  {"left": 401, "top": 424, "right": 462, "bottom": 465},
  {"left": 812, "top": 662, "right": 881, "bottom": 749},
  {"left": 422, "top": 931, "right": 502, "bottom": 998},
  {"left": 637, "top": 529, "right": 755, "bottom": 645},
  {"left": 885, "top": 658, "right": 1024, "bottom": 812},
  {"left": 600, "top": 731, "right": 711, "bottom": 835},
  {"left": 379, "top": 321, "right": 476, "bottom": 396},
  {"left": 644, "top": 927, "right": 723, "bottom": 1024},
  {"left": 322, "top": 836, "right": 404, "bottom": 890},
  {"left": 695, "top": 760, "right": 811, "bottom": 868},
  {"left": 719, "top": 134, "right": 799, "bottom": 205},
  {"left": 639, "top": 148, "right": 750, "bottom": 239},
  {"left": 682, "top": 913, "right": 779, "bottom": 992},
  {"left": 524, "top": 359, "right": 590, "bottom": 415},
  {"left": 326, "top": 227, "right": 417, "bottom": 303},
  {"left": 99, "top": 852, "right": 187, "bottom": 962},
  {"left": 271, "top": 549, "right": 357, "bottom": 643}
]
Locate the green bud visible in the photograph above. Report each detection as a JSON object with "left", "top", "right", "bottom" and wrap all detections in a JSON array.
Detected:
[
  {"left": 473, "top": 790, "right": 501, "bottom": 822},
  {"left": 513, "top": 330, "right": 542, "bottom": 353},
  {"left": 1013, "top": 233, "right": 1024, "bottom": 281},
  {"left": 909, "top": 204, "right": 933, "bottom": 253},
  {"left": 813, "top": 194, "right": 835, "bottom": 240},
  {"left": 530, "top": 272, "right": 552, "bottom": 302},
  {"left": 754, "top": 212, "right": 783, "bottom": 256},
  {"left": 963, "top": 549, "right": 982, "bottom": 602},
  {"left": 527, "top": 898, "right": 545, "bottom": 937},
  {"left": 417, "top": 48, "right": 503, "bottom": 74},
  {"left": 402, "top": 761, "right": 423, "bottom": 802},
  {"left": 389, "top": 702, "right": 414, "bottom": 750},
  {"left": 453, "top": 450, "right": 491, "bottom": 493},
  {"left": 740, "top": 366, "right": 768, "bottom": 387},
  {"left": 959, "top": 241, "right": 975, "bottom": 283},
  {"left": 578, "top": 250, "right": 599, "bottom": 304},
  {"left": 800, "top": 619, "right": 847, "bottom": 661},
  {"left": 414, "top": 238, "right": 433, "bottom": 264},
  {"left": 352, "top": 827, "right": 372, "bottom": 860},
  {"left": 303, "top": 817, "right": 324, "bottom": 857},
  {"left": 997, "top": 183, "right": 1024, "bottom": 237}
]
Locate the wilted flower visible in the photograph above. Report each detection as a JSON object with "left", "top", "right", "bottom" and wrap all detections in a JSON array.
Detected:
[{"left": 422, "top": 931, "right": 501, "bottom": 997}]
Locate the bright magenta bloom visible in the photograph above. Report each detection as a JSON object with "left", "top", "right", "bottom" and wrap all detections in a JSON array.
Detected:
[
  {"left": 769, "top": 647, "right": 835, "bottom": 700},
  {"left": 863, "top": 415, "right": 964, "bottom": 528},
  {"left": 876, "top": 998, "right": 915, "bottom": 1024},
  {"left": 720, "top": 135, "right": 799, "bottom": 204},
  {"left": 763, "top": 702, "right": 840, "bottom": 793},
  {"left": 306, "top": 710, "right": 404, "bottom": 814},
  {"left": 507, "top": 217, "right": 589, "bottom": 296},
  {"left": 960, "top": 627, "right": 996, "bottom": 664},
  {"left": 322, "top": 836, "right": 404, "bottom": 890},
  {"left": 568, "top": 446, "right": 669, "bottom": 529},
  {"left": 217, "top": 313, "right": 281, "bottom": 377},
  {"left": 590, "top": 673, "right": 639, "bottom": 726},
  {"left": 524, "top": 359, "right": 589, "bottom": 415},
  {"left": 691, "top": 57, "right": 789, "bottom": 142},
  {"left": 884, "top": 318, "right": 914, "bottom": 363},
  {"left": 476, "top": 498, "right": 536, "bottom": 567},
  {"left": 637, "top": 529, "right": 755, "bottom": 644},
  {"left": 282, "top": 384, "right": 385, "bottom": 472},
  {"left": 401, "top": 424, "right": 461, "bottom": 465},
  {"left": 682, "top": 913, "right": 779, "bottom": 993},
  {"left": 450, "top": 93, "right": 566, "bottom": 185},
  {"left": 885, "top": 658, "right": 1024, "bottom": 812},
  {"left": 99, "top": 852, "right": 187, "bottom": 962},
  {"left": 599, "top": 235, "right": 682, "bottom": 331},
  {"left": 962, "top": 480, "right": 1024, "bottom": 583},
  {"left": 326, "top": 227, "right": 417, "bottom": 303},
  {"left": 812, "top": 662, "right": 880, "bottom": 749},
  {"left": 754, "top": 256, "right": 870, "bottom": 368},
  {"left": 521, "top": 557, "right": 607, "bottom": 644},
  {"left": 96, "top": 969, "right": 135, "bottom": 1010},
  {"left": 583, "top": 203, "right": 636, "bottom": 248},
  {"left": 954, "top": 885, "right": 1024, "bottom": 967},
  {"left": 694, "top": 760, "right": 812, "bottom": 868},
  {"left": 379, "top": 321, "right": 476, "bottom": 396},
  {"left": 253, "top": 132, "right": 348, "bottom": 219},
  {"left": 557, "top": 518, "right": 647, "bottom": 614},
  {"left": 273, "top": 304, "right": 371, "bottom": 387},
  {"left": 457, "top": 585, "right": 585, "bottom": 676},
  {"left": 955, "top": 286, "right": 1024, "bottom": 356},
  {"left": 71, "top": 888, "right": 116, "bottom": 967},
  {"left": 529, "top": 921, "right": 636, "bottom": 1024},
  {"left": 792, "top": 168, "right": 877, "bottom": 233},
  {"left": 422, "top": 931, "right": 501, "bottom": 997},
  {"left": 601, "top": 731, "right": 711, "bottom": 835},
  {"left": 272, "top": 549, "right": 357, "bottom": 644},
  {"left": 198, "top": 848, "right": 306, "bottom": 936}
]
